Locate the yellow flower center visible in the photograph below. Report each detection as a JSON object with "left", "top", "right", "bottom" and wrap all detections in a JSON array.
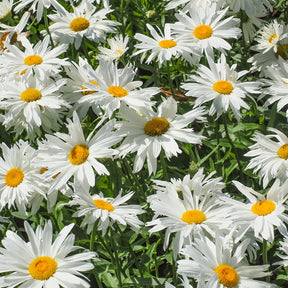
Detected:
[
  {"left": 70, "top": 17, "right": 90, "bottom": 32},
  {"left": 93, "top": 199, "right": 114, "bottom": 211},
  {"left": 193, "top": 24, "right": 213, "bottom": 39},
  {"left": 251, "top": 200, "right": 276, "bottom": 216},
  {"left": 5, "top": 168, "right": 24, "bottom": 187},
  {"left": 213, "top": 80, "right": 233, "bottom": 94},
  {"left": 214, "top": 264, "right": 239, "bottom": 287},
  {"left": 107, "top": 86, "right": 128, "bottom": 97},
  {"left": 82, "top": 80, "right": 99, "bottom": 95},
  {"left": 69, "top": 144, "right": 89, "bottom": 165},
  {"left": 24, "top": 55, "right": 43, "bottom": 66},
  {"left": 158, "top": 39, "right": 177, "bottom": 49},
  {"left": 269, "top": 34, "right": 277, "bottom": 43},
  {"left": 20, "top": 88, "right": 42, "bottom": 102},
  {"left": 144, "top": 117, "right": 170, "bottom": 136},
  {"left": 181, "top": 209, "right": 206, "bottom": 224},
  {"left": 278, "top": 144, "right": 288, "bottom": 159},
  {"left": 28, "top": 256, "right": 57, "bottom": 280},
  {"left": 276, "top": 44, "right": 288, "bottom": 60}
]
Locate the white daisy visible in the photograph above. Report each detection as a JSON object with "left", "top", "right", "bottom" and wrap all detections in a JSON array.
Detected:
[
  {"left": 68, "top": 183, "right": 145, "bottom": 235},
  {"left": 177, "top": 234, "right": 274, "bottom": 288},
  {"left": 0, "top": 11, "right": 30, "bottom": 53},
  {"left": 0, "top": 140, "right": 46, "bottom": 216},
  {"left": 245, "top": 128, "right": 288, "bottom": 188},
  {"left": 133, "top": 23, "right": 198, "bottom": 64},
  {"left": 97, "top": 34, "right": 129, "bottom": 61},
  {"left": 63, "top": 57, "right": 102, "bottom": 119},
  {"left": 181, "top": 54, "right": 260, "bottom": 120},
  {"left": 228, "top": 0, "right": 272, "bottom": 17},
  {"left": 171, "top": 3, "right": 241, "bottom": 56},
  {"left": 116, "top": 97, "right": 206, "bottom": 175},
  {"left": 34, "top": 111, "right": 122, "bottom": 192},
  {"left": 0, "top": 220, "right": 96, "bottom": 288},
  {"left": 0, "top": 35, "right": 69, "bottom": 80},
  {"left": 47, "top": 0, "right": 119, "bottom": 49},
  {"left": 0, "top": 0, "right": 13, "bottom": 20},
  {"left": 78, "top": 60, "right": 159, "bottom": 118},
  {"left": 164, "top": 0, "right": 225, "bottom": 11},
  {"left": 0, "top": 74, "right": 69, "bottom": 139},
  {"left": 14, "top": 0, "right": 60, "bottom": 22},
  {"left": 262, "top": 58, "right": 288, "bottom": 118},
  {"left": 221, "top": 180, "right": 288, "bottom": 243},
  {"left": 147, "top": 170, "right": 228, "bottom": 258}
]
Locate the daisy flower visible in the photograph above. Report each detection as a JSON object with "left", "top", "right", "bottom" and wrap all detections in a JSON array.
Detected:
[
  {"left": 68, "top": 183, "right": 145, "bottom": 235},
  {"left": 147, "top": 171, "right": 228, "bottom": 258},
  {"left": 0, "top": 220, "right": 96, "bottom": 288},
  {"left": 14, "top": 0, "right": 60, "bottom": 22},
  {"left": 78, "top": 60, "right": 159, "bottom": 118},
  {"left": 228, "top": 0, "right": 272, "bottom": 17},
  {"left": 0, "top": 35, "right": 69, "bottom": 80},
  {"left": 262, "top": 58, "right": 288, "bottom": 118},
  {"left": 97, "top": 34, "right": 129, "bottom": 61},
  {"left": 164, "top": 0, "right": 225, "bottom": 11},
  {"left": 0, "top": 11, "right": 30, "bottom": 53},
  {"left": 116, "top": 97, "right": 206, "bottom": 175},
  {"left": 0, "top": 0, "right": 13, "bottom": 20},
  {"left": 171, "top": 3, "right": 241, "bottom": 56},
  {"left": 245, "top": 128, "right": 288, "bottom": 188},
  {"left": 177, "top": 234, "right": 274, "bottom": 288},
  {"left": 221, "top": 180, "right": 288, "bottom": 243},
  {"left": 47, "top": 0, "right": 119, "bottom": 49},
  {"left": 0, "top": 75, "right": 69, "bottom": 139},
  {"left": 182, "top": 54, "right": 261, "bottom": 120},
  {"left": 0, "top": 140, "right": 46, "bottom": 216},
  {"left": 133, "top": 23, "right": 199, "bottom": 64},
  {"left": 63, "top": 57, "right": 102, "bottom": 119},
  {"left": 34, "top": 111, "right": 122, "bottom": 192}
]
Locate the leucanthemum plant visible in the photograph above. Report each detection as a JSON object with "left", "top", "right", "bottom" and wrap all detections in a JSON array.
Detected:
[{"left": 0, "top": 220, "right": 96, "bottom": 288}]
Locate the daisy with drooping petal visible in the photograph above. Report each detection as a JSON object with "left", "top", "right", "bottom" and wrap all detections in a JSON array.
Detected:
[
  {"left": 171, "top": 3, "right": 241, "bottom": 56},
  {"left": 34, "top": 111, "right": 122, "bottom": 192},
  {"left": 245, "top": 128, "right": 288, "bottom": 188},
  {"left": 0, "top": 11, "right": 30, "bottom": 53},
  {"left": 97, "top": 34, "right": 129, "bottom": 61},
  {"left": 0, "top": 140, "right": 46, "bottom": 216},
  {"left": 0, "top": 35, "right": 69, "bottom": 80},
  {"left": 147, "top": 169, "right": 228, "bottom": 258},
  {"left": 68, "top": 183, "right": 145, "bottom": 235},
  {"left": 182, "top": 54, "right": 261, "bottom": 120},
  {"left": 0, "top": 74, "right": 69, "bottom": 139},
  {"left": 47, "top": 0, "right": 119, "bottom": 49},
  {"left": 221, "top": 179, "right": 288, "bottom": 243},
  {"left": 79, "top": 60, "right": 159, "bottom": 118},
  {"left": 0, "top": 220, "right": 96, "bottom": 288},
  {"left": 133, "top": 23, "right": 199, "bottom": 64},
  {"left": 177, "top": 234, "right": 274, "bottom": 288},
  {"left": 116, "top": 97, "right": 206, "bottom": 175}
]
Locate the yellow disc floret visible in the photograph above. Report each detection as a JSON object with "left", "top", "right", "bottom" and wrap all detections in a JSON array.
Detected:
[
  {"left": 213, "top": 80, "right": 233, "bottom": 94},
  {"left": 28, "top": 256, "right": 57, "bottom": 280},
  {"left": 278, "top": 144, "right": 288, "bottom": 159},
  {"left": 144, "top": 117, "right": 170, "bottom": 136},
  {"left": 193, "top": 24, "right": 213, "bottom": 40},
  {"left": 269, "top": 34, "right": 277, "bottom": 43},
  {"left": 158, "top": 39, "right": 177, "bottom": 49},
  {"left": 5, "top": 168, "right": 24, "bottom": 187},
  {"left": 181, "top": 209, "right": 206, "bottom": 224},
  {"left": 24, "top": 55, "right": 43, "bottom": 66},
  {"left": 251, "top": 200, "right": 276, "bottom": 216},
  {"left": 21, "top": 88, "right": 42, "bottom": 102},
  {"left": 93, "top": 199, "right": 114, "bottom": 211},
  {"left": 70, "top": 17, "right": 90, "bottom": 32},
  {"left": 107, "top": 86, "right": 128, "bottom": 98},
  {"left": 69, "top": 144, "right": 89, "bottom": 165},
  {"left": 214, "top": 264, "right": 239, "bottom": 287}
]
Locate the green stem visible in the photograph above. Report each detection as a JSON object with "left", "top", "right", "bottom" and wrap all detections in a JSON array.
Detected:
[
  {"left": 160, "top": 150, "right": 169, "bottom": 180},
  {"left": 90, "top": 222, "right": 97, "bottom": 251},
  {"left": 262, "top": 239, "right": 271, "bottom": 282},
  {"left": 166, "top": 61, "right": 175, "bottom": 97},
  {"left": 278, "top": 43, "right": 288, "bottom": 60},
  {"left": 222, "top": 114, "right": 244, "bottom": 182},
  {"left": 43, "top": 8, "right": 54, "bottom": 48}
]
